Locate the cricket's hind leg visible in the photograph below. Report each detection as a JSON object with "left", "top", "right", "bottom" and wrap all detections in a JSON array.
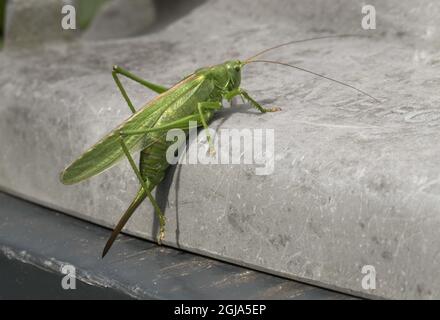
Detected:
[
  {"left": 114, "top": 109, "right": 222, "bottom": 249},
  {"left": 102, "top": 141, "right": 168, "bottom": 258},
  {"left": 102, "top": 187, "right": 147, "bottom": 258},
  {"left": 112, "top": 65, "right": 169, "bottom": 113},
  {"left": 118, "top": 136, "right": 166, "bottom": 245}
]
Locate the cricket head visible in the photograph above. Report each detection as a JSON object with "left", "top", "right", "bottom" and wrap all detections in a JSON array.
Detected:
[{"left": 223, "top": 60, "right": 242, "bottom": 90}]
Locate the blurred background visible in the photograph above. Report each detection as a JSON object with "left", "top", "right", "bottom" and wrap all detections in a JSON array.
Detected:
[{"left": 0, "top": 0, "right": 5, "bottom": 46}]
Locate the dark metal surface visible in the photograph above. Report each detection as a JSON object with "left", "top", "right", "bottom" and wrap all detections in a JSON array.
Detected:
[
  {"left": 0, "top": 254, "right": 132, "bottom": 300},
  {"left": 0, "top": 192, "right": 352, "bottom": 299}
]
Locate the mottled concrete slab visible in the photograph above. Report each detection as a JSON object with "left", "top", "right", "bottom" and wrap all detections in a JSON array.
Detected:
[{"left": 1, "top": 0, "right": 440, "bottom": 299}]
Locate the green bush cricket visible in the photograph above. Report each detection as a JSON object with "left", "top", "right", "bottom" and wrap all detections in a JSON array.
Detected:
[{"left": 60, "top": 35, "right": 378, "bottom": 257}]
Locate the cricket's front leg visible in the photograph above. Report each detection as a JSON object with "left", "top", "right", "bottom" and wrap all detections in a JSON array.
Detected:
[{"left": 224, "top": 88, "right": 281, "bottom": 113}]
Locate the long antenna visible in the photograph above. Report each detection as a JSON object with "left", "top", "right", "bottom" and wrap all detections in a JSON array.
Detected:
[
  {"left": 245, "top": 34, "right": 369, "bottom": 62},
  {"left": 246, "top": 59, "right": 380, "bottom": 103}
]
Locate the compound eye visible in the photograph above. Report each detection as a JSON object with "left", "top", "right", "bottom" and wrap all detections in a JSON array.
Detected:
[{"left": 234, "top": 66, "right": 240, "bottom": 72}]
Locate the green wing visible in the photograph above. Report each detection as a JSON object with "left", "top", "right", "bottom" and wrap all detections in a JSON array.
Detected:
[{"left": 60, "top": 74, "right": 207, "bottom": 185}]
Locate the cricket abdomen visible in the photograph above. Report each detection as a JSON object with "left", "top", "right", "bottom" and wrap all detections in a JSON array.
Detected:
[{"left": 139, "top": 134, "right": 172, "bottom": 188}]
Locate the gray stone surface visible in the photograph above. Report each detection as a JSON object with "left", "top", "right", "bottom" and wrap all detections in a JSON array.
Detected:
[{"left": 1, "top": 0, "right": 440, "bottom": 299}]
